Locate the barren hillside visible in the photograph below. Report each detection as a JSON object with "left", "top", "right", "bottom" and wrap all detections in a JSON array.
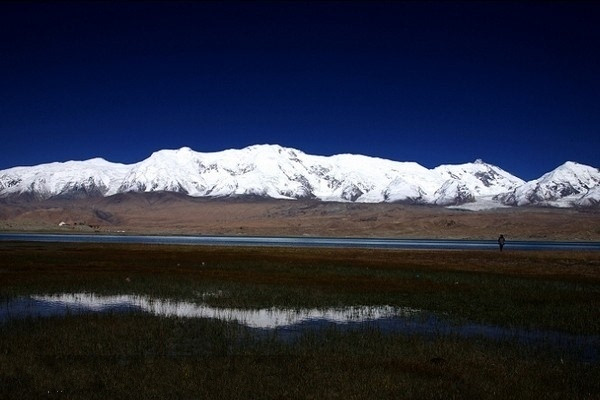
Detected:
[{"left": 1, "top": 193, "right": 599, "bottom": 240}]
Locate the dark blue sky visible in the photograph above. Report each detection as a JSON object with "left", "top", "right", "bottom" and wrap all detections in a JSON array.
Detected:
[{"left": 1, "top": 1, "right": 599, "bottom": 180}]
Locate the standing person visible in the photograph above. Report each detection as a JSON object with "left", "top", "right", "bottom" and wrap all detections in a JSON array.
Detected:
[{"left": 498, "top": 234, "right": 505, "bottom": 252}]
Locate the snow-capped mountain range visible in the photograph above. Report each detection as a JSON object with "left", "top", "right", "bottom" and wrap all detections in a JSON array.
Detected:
[{"left": 1, "top": 145, "right": 598, "bottom": 208}]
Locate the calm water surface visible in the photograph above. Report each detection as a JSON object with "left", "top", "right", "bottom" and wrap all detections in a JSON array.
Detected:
[
  {"left": 2, "top": 293, "right": 598, "bottom": 362},
  {"left": 2, "top": 233, "right": 600, "bottom": 250}
]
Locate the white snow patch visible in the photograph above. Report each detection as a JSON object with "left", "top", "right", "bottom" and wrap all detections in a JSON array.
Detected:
[{"left": 447, "top": 196, "right": 513, "bottom": 211}]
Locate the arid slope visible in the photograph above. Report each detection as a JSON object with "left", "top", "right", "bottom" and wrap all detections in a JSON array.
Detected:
[{"left": 1, "top": 193, "right": 599, "bottom": 240}]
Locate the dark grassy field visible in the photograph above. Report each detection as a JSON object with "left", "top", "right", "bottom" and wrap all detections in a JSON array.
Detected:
[{"left": 1, "top": 242, "right": 599, "bottom": 399}]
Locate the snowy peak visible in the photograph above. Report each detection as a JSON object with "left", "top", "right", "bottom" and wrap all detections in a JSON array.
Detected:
[
  {"left": 0, "top": 145, "right": 598, "bottom": 207},
  {"left": 429, "top": 160, "right": 526, "bottom": 206},
  {"left": 0, "top": 158, "right": 129, "bottom": 200},
  {"left": 497, "top": 161, "right": 600, "bottom": 207},
  {"left": 433, "top": 160, "right": 525, "bottom": 196},
  {"left": 543, "top": 162, "right": 600, "bottom": 187}
]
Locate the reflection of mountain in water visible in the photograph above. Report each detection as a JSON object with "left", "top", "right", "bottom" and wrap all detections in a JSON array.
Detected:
[
  {"left": 11, "top": 293, "right": 418, "bottom": 329},
  {"left": 1, "top": 293, "right": 598, "bottom": 363}
]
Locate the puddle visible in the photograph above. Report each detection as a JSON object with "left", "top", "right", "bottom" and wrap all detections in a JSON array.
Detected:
[
  {"left": 1, "top": 293, "right": 419, "bottom": 328},
  {"left": 2, "top": 293, "right": 598, "bottom": 362}
]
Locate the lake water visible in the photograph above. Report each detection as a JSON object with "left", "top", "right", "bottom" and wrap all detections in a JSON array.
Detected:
[
  {"left": 2, "top": 293, "right": 598, "bottom": 362},
  {"left": 2, "top": 233, "right": 600, "bottom": 250}
]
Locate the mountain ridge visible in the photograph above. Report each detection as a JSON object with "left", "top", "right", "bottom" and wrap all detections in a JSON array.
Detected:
[{"left": 1, "top": 144, "right": 598, "bottom": 208}]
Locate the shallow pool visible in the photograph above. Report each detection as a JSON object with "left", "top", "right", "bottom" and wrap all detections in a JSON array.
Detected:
[{"left": 2, "top": 293, "right": 598, "bottom": 362}]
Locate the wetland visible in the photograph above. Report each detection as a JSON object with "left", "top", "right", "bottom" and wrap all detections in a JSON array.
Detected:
[{"left": 1, "top": 241, "right": 599, "bottom": 399}]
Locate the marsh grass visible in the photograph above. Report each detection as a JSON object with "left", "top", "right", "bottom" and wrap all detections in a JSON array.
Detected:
[
  {"left": 1, "top": 242, "right": 598, "bottom": 333},
  {"left": 1, "top": 242, "right": 599, "bottom": 398},
  {"left": 0, "top": 314, "right": 598, "bottom": 399}
]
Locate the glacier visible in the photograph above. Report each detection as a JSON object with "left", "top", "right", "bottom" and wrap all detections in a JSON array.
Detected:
[{"left": 0, "top": 144, "right": 598, "bottom": 207}]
